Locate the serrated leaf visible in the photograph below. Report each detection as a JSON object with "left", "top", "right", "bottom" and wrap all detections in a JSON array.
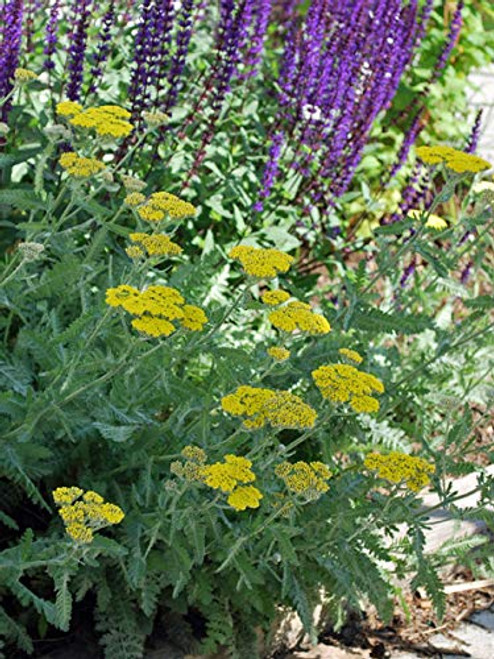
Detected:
[
  {"left": 93, "top": 423, "right": 137, "bottom": 443},
  {"left": 464, "top": 295, "right": 494, "bottom": 310},
  {"left": 0, "top": 189, "right": 46, "bottom": 211},
  {"left": 54, "top": 572, "right": 72, "bottom": 632}
]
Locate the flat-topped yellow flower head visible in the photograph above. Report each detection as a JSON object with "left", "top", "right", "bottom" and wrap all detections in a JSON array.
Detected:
[
  {"left": 229, "top": 245, "right": 294, "bottom": 278},
  {"left": 59, "top": 152, "right": 105, "bottom": 178},
  {"left": 417, "top": 145, "right": 491, "bottom": 174},
  {"left": 69, "top": 105, "right": 133, "bottom": 138},
  {"left": 268, "top": 301, "right": 330, "bottom": 335},
  {"left": 312, "top": 363, "right": 384, "bottom": 413},
  {"left": 221, "top": 385, "right": 317, "bottom": 430},
  {"left": 364, "top": 451, "right": 435, "bottom": 492}
]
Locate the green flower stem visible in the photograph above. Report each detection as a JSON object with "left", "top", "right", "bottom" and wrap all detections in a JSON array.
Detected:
[
  {"left": 345, "top": 489, "right": 398, "bottom": 544},
  {"left": 412, "top": 485, "right": 488, "bottom": 521},
  {"left": 57, "top": 308, "right": 113, "bottom": 393},
  {"left": 392, "top": 320, "right": 493, "bottom": 390},
  {"left": 360, "top": 223, "right": 427, "bottom": 297},
  {"left": 171, "top": 282, "right": 249, "bottom": 367},
  {"left": 0, "top": 259, "right": 25, "bottom": 289}
]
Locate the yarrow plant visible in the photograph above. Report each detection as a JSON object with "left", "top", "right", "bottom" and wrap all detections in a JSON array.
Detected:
[{"left": 0, "top": 2, "right": 493, "bottom": 658}]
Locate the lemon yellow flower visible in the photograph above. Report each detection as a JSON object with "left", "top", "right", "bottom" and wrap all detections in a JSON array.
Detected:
[
  {"left": 275, "top": 460, "right": 331, "bottom": 500},
  {"left": 56, "top": 100, "right": 83, "bottom": 117},
  {"left": 221, "top": 385, "right": 317, "bottom": 430},
  {"left": 69, "top": 105, "right": 133, "bottom": 139},
  {"left": 338, "top": 348, "right": 363, "bottom": 364},
  {"left": 227, "top": 485, "right": 263, "bottom": 511},
  {"left": 53, "top": 487, "right": 124, "bottom": 544},
  {"left": 261, "top": 289, "right": 291, "bottom": 305},
  {"left": 59, "top": 152, "right": 105, "bottom": 178},
  {"left": 124, "top": 192, "right": 146, "bottom": 207},
  {"left": 269, "top": 301, "right": 331, "bottom": 335},
  {"left": 364, "top": 451, "right": 435, "bottom": 492},
  {"left": 312, "top": 363, "right": 384, "bottom": 413},
  {"left": 408, "top": 209, "right": 448, "bottom": 230},
  {"left": 417, "top": 145, "right": 491, "bottom": 174},
  {"left": 229, "top": 245, "right": 294, "bottom": 278},
  {"left": 106, "top": 284, "right": 207, "bottom": 337},
  {"left": 129, "top": 232, "right": 182, "bottom": 257},
  {"left": 267, "top": 346, "right": 290, "bottom": 361}
]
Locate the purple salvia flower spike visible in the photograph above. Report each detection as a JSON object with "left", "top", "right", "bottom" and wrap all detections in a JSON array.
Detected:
[
  {"left": 88, "top": 0, "right": 116, "bottom": 95},
  {"left": 0, "top": 0, "right": 24, "bottom": 122},
  {"left": 465, "top": 109, "right": 483, "bottom": 154},
  {"left": 66, "top": 0, "right": 93, "bottom": 101},
  {"left": 43, "top": 0, "right": 61, "bottom": 71},
  {"left": 165, "top": 0, "right": 196, "bottom": 113}
]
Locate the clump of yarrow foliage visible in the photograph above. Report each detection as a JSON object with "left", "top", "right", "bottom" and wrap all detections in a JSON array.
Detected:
[{"left": 0, "top": 1, "right": 493, "bottom": 658}]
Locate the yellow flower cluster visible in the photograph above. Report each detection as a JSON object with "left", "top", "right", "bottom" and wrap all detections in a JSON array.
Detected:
[
  {"left": 14, "top": 68, "right": 38, "bottom": 83},
  {"left": 106, "top": 284, "right": 208, "bottom": 337},
  {"left": 229, "top": 245, "right": 294, "bottom": 278},
  {"left": 269, "top": 301, "right": 331, "bottom": 335},
  {"left": 125, "top": 192, "right": 147, "bottom": 207},
  {"left": 56, "top": 101, "right": 83, "bottom": 117},
  {"left": 221, "top": 385, "right": 317, "bottom": 430},
  {"left": 416, "top": 145, "right": 491, "bottom": 174},
  {"left": 261, "top": 289, "right": 291, "bottom": 305},
  {"left": 364, "top": 451, "right": 435, "bottom": 492},
  {"left": 171, "top": 450, "right": 263, "bottom": 511},
  {"left": 407, "top": 209, "right": 448, "bottom": 231},
  {"left": 170, "top": 445, "right": 208, "bottom": 482},
  {"left": 129, "top": 232, "right": 182, "bottom": 257},
  {"left": 59, "top": 151, "right": 106, "bottom": 178},
  {"left": 338, "top": 348, "right": 363, "bottom": 364},
  {"left": 66, "top": 104, "right": 134, "bottom": 138},
  {"left": 53, "top": 487, "right": 124, "bottom": 544},
  {"left": 134, "top": 191, "right": 196, "bottom": 222},
  {"left": 267, "top": 346, "right": 290, "bottom": 361},
  {"left": 312, "top": 363, "right": 384, "bottom": 413},
  {"left": 202, "top": 455, "right": 263, "bottom": 511},
  {"left": 275, "top": 461, "right": 331, "bottom": 500}
]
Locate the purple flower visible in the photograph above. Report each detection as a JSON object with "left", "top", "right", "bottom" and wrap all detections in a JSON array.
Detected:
[
  {"left": 88, "top": 0, "right": 116, "bottom": 94},
  {"left": 389, "top": 111, "right": 424, "bottom": 179},
  {"left": 242, "top": 0, "right": 272, "bottom": 78},
  {"left": 255, "top": 131, "right": 285, "bottom": 209},
  {"left": 43, "top": 0, "right": 61, "bottom": 71},
  {"left": 465, "top": 109, "right": 483, "bottom": 154},
  {"left": 66, "top": 0, "right": 92, "bottom": 101},
  {"left": 0, "top": 0, "right": 24, "bottom": 122},
  {"left": 266, "top": 0, "right": 425, "bottom": 216},
  {"left": 165, "top": 0, "right": 196, "bottom": 113},
  {"left": 400, "top": 256, "right": 417, "bottom": 288},
  {"left": 460, "top": 260, "right": 473, "bottom": 285},
  {"left": 431, "top": 0, "right": 464, "bottom": 83}
]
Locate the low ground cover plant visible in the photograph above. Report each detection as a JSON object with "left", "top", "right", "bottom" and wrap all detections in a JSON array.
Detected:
[{"left": 0, "top": 2, "right": 493, "bottom": 658}]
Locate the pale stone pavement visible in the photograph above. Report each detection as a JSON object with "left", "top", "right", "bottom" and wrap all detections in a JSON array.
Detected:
[{"left": 468, "top": 65, "right": 494, "bottom": 162}]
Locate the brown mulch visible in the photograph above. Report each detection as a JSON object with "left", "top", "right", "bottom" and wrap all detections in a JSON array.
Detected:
[{"left": 297, "top": 567, "right": 494, "bottom": 658}]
